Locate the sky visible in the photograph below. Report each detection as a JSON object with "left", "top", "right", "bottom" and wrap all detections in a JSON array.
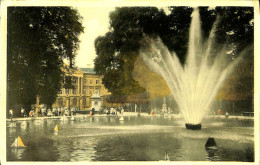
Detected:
[
  {"left": 75, "top": 7, "right": 115, "bottom": 68},
  {"left": 74, "top": 7, "right": 171, "bottom": 69}
]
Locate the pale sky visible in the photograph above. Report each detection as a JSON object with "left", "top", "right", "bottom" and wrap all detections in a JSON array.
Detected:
[
  {"left": 75, "top": 7, "right": 115, "bottom": 68},
  {"left": 75, "top": 7, "right": 171, "bottom": 69}
]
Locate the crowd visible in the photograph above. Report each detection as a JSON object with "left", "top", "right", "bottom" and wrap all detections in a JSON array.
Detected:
[
  {"left": 8, "top": 106, "right": 126, "bottom": 119},
  {"left": 8, "top": 106, "right": 79, "bottom": 119},
  {"left": 102, "top": 107, "right": 124, "bottom": 116}
]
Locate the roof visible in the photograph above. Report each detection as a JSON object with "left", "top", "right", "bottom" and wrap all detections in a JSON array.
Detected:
[
  {"left": 62, "top": 63, "right": 85, "bottom": 75},
  {"left": 79, "top": 68, "right": 96, "bottom": 74}
]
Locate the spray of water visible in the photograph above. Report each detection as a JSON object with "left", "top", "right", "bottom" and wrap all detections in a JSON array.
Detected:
[{"left": 140, "top": 8, "right": 241, "bottom": 125}]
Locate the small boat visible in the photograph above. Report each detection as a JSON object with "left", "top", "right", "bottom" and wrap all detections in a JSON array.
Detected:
[
  {"left": 11, "top": 136, "right": 26, "bottom": 148},
  {"left": 119, "top": 117, "right": 124, "bottom": 121},
  {"left": 54, "top": 125, "right": 59, "bottom": 132}
]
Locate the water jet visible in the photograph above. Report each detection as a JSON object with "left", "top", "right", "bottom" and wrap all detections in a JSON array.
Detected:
[{"left": 140, "top": 8, "right": 241, "bottom": 129}]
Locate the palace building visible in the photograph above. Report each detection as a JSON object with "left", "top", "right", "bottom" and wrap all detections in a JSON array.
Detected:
[{"left": 52, "top": 65, "right": 111, "bottom": 110}]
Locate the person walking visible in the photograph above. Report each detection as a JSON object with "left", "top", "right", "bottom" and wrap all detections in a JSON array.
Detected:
[{"left": 9, "top": 109, "right": 14, "bottom": 121}]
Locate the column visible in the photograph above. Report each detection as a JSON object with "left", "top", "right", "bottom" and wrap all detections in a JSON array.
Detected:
[
  {"left": 80, "top": 98, "right": 83, "bottom": 110},
  {"left": 66, "top": 98, "right": 70, "bottom": 108},
  {"left": 77, "top": 77, "right": 80, "bottom": 94},
  {"left": 77, "top": 98, "right": 80, "bottom": 109},
  {"left": 81, "top": 77, "right": 83, "bottom": 95}
]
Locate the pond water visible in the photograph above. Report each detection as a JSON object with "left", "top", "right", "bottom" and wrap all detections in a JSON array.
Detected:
[{"left": 6, "top": 116, "right": 254, "bottom": 161}]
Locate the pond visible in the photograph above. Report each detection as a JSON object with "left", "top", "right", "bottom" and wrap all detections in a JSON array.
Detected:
[{"left": 6, "top": 115, "right": 254, "bottom": 161}]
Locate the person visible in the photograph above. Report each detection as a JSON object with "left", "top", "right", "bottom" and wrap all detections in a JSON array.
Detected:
[
  {"left": 9, "top": 109, "right": 14, "bottom": 121},
  {"left": 47, "top": 109, "right": 52, "bottom": 117},
  {"left": 225, "top": 112, "right": 229, "bottom": 118},
  {"left": 32, "top": 109, "right": 35, "bottom": 117},
  {"left": 38, "top": 108, "right": 42, "bottom": 117},
  {"left": 41, "top": 107, "right": 46, "bottom": 117},
  {"left": 107, "top": 108, "right": 110, "bottom": 115},
  {"left": 64, "top": 108, "right": 69, "bottom": 116},
  {"left": 121, "top": 107, "right": 124, "bottom": 116},
  {"left": 71, "top": 107, "right": 76, "bottom": 116},
  {"left": 110, "top": 107, "right": 114, "bottom": 115},
  {"left": 57, "top": 107, "right": 60, "bottom": 116},
  {"left": 91, "top": 108, "right": 95, "bottom": 116},
  {"left": 52, "top": 107, "right": 56, "bottom": 116},
  {"left": 151, "top": 111, "right": 155, "bottom": 116},
  {"left": 60, "top": 107, "right": 64, "bottom": 116},
  {"left": 21, "top": 108, "right": 25, "bottom": 117},
  {"left": 29, "top": 110, "right": 33, "bottom": 117},
  {"left": 218, "top": 109, "right": 222, "bottom": 115}
]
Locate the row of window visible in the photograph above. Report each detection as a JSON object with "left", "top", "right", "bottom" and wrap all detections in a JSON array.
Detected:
[
  {"left": 83, "top": 79, "right": 99, "bottom": 85},
  {"left": 59, "top": 88, "right": 100, "bottom": 95},
  {"left": 58, "top": 97, "right": 90, "bottom": 107},
  {"left": 70, "top": 77, "right": 100, "bottom": 85}
]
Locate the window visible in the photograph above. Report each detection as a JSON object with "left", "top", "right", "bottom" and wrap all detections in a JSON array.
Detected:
[
  {"left": 89, "top": 90, "right": 92, "bottom": 95},
  {"left": 59, "top": 90, "right": 62, "bottom": 94},
  {"left": 90, "top": 79, "right": 93, "bottom": 84},
  {"left": 71, "top": 77, "right": 77, "bottom": 83},
  {"left": 83, "top": 98, "right": 86, "bottom": 107},
  {"left": 73, "top": 89, "right": 77, "bottom": 94},
  {"left": 83, "top": 89, "right": 87, "bottom": 94},
  {"left": 58, "top": 98, "right": 63, "bottom": 107},
  {"left": 96, "top": 80, "right": 99, "bottom": 84},
  {"left": 66, "top": 89, "right": 69, "bottom": 94},
  {"left": 73, "top": 98, "right": 77, "bottom": 106}
]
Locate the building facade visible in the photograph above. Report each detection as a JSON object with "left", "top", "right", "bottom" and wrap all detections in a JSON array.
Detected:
[{"left": 52, "top": 66, "right": 111, "bottom": 110}]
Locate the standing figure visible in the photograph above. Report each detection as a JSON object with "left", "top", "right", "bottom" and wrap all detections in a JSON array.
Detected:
[
  {"left": 21, "top": 108, "right": 25, "bottom": 117},
  {"left": 218, "top": 109, "right": 222, "bottom": 115},
  {"left": 9, "top": 109, "right": 14, "bottom": 120},
  {"left": 91, "top": 108, "right": 95, "bottom": 116},
  {"left": 29, "top": 110, "right": 33, "bottom": 117},
  {"left": 121, "top": 107, "right": 124, "bottom": 116},
  {"left": 225, "top": 112, "right": 229, "bottom": 118}
]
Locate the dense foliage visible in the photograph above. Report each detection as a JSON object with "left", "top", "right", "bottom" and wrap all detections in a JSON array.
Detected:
[
  {"left": 7, "top": 7, "right": 84, "bottom": 114},
  {"left": 94, "top": 7, "right": 253, "bottom": 102}
]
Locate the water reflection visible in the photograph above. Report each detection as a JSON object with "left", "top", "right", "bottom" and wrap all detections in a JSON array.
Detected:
[
  {"left": 205, "top": 148, "right": 220, "bottom": 161},
  {"left": 11, "top": 148, "right": 26, "bottom": 160},
  {"left": 6, "top": 116, "right": 254, "bottom": 161}
]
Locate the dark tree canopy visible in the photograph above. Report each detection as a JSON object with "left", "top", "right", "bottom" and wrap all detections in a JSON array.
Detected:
[
  {"left": 7, "top": 7, "right": 84, "bottom": 113},
  {"left": 94, "top": 6, "right": 253, "bottom": 103}
]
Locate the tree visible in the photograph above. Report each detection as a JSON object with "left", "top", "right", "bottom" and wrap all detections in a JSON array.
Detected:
[
  {"left": 94, "top": 7, "right": 169, "bottom": 100},
  {"left": 7, "top": 7, "right": 84, "bottom": 114},
  {"left": 94, "top": 6, "right": 253, "bottom": 103}
]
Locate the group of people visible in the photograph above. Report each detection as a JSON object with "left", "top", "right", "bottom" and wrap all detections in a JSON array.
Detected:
[
  {"left": 218, "top": 109, "right": 229, "bottom": 118},
  {"left": 39, "top": 107, "right": 77, "bottom": 117},
  {"left": 104, "top": 107, "right": 124, "bottom": 115},
  {"left": 9, "top": 106, "right": 128, "bottom": 119},
  {"left": 8, "top": 106, "right": 79, "bottom": 119},
  {"left": 9, "top": 108, "right": 30, "bottom": 119}
]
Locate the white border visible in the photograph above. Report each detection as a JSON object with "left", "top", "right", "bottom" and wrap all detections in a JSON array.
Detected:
[{"left": 0, "top": 0, "right": 259, "bottom": 165}]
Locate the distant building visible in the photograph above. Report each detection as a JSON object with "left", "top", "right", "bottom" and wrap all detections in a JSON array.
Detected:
[{"left": 52, "top": 65, "right": 111, "bottom": 110}]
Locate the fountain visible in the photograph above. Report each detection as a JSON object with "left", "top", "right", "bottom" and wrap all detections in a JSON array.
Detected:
[{"left": 140, "top": 8, "right": 241, "bottom": 130}]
